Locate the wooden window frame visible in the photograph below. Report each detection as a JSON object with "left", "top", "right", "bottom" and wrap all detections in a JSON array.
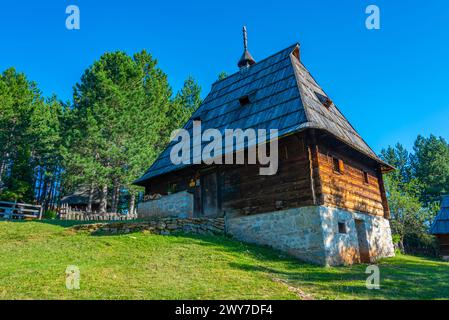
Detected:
[
  {"left": 363, "top": 171, "right": 370, "bottom": 185},
  {"left": 332, "top": 157, "right": 345, "bottom": 175}
]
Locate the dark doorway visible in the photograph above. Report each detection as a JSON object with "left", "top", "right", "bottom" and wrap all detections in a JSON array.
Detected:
[
  {"left": 355, "top": 219, "right": 371, "bottom": 263},
  {"left": 201, "top": 171, "right": 220, "bottom": 217}
]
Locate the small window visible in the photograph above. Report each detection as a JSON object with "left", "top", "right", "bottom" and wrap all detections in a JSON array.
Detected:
[
  {"left": 333, "top": 157, "right": 344, "bottom": 174},
  {"left": 338, "top": 222, "right": 347, "bottom": 234},
  {"left": 239, "top": 95, "right": 251, "bottom": 106},
  {"left": 363, "top": 171, "right": 369, "bottom": 184}
]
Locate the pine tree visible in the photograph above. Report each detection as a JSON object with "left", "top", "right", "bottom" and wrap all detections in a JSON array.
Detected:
[
  {"left": 0, "top": 68, "right": 41, "bottom": 202},
  {"left": 412, "top": 135, "right": 449, "bottom": 203},
  {"left": 170, "top": 76, "right": 202, "bottom": 129},
  {"left": 27, "top": 96, "right": 64, "bottom": 208},
  {"left": 217, "top": 71, "right": 229, "bottom": 81},
  {"left": 64, "top": 50, "right": 175, "bottom": 214}
]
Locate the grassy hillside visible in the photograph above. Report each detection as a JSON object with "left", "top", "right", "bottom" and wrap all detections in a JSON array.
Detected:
[{"left": 0, "top": 220, "right": 448, "bottom": 300}]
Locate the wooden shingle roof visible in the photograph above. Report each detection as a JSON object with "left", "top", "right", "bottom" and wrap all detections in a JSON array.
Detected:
[
  {"left": 61, "top": 186, "right": 101, "bottom": 205},
  {"left": 431, "top": 195, "right": 449, "bottom": 235},
  {"left": 135, "top": 44, "right": 392, "bottom": 185}
]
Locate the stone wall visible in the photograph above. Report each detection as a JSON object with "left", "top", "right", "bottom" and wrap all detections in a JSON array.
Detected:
[
  {"left": 73, "top": 217, "right": 225, "bottom": 236},
  {"left": 319, "top": 207, "right": 360, "bottom": 265},
  {"left": 227, "top": 206, "right": 394, "bottom": 266},
  {"left": 319, "top": 206, "right": 395, "bottom": 266},
  {"left": 226, "top": 207, "right": 327, "bottom": 265},
  {"left": 137, "top": 191, "right": 194, "bottom": 219},
  {"left": 73, "top": 204, "right": 394, "bottom": 266}
]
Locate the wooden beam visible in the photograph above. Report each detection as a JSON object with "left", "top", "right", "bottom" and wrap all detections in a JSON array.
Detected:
[{"left": 377, "top": 167, "right": 391, "bottom": 219}]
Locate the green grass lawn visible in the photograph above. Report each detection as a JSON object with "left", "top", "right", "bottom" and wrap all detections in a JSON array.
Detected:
[{"left": 0, "top": 220, "right": 448, "bottom": 300}]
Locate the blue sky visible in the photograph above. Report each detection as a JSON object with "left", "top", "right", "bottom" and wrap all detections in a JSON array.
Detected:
[{"left": 0, "top": 0, "right": 448, "bottom": 153}]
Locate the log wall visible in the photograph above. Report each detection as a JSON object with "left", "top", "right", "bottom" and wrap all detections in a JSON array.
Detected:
[
  {"left": 142, "top": 131, "right": 389, "bottom": 219},
  {"left": 220, "top": 134, "right": 314, "bottom": 217},
  {"left": 314, "top": 143, "right": 387, "bottom": 217},
  {"left": 143, "top": 134, "right": 315, "bottom": 217}
]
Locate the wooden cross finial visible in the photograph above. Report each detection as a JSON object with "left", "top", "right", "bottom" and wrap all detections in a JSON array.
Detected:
[
  {"left": 243, "top": 26, "right": 248, "bottom": 51},
  {"left": 237, "top": 25, "right": 256, "bottom": 69}
]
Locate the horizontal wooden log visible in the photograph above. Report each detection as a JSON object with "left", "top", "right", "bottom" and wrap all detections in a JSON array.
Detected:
[
  {"left": 322, "top": 194, "right": 384, "bottom": 216},
  {"left": 318, "top": 160, "right": 381, "bottom": 190}
]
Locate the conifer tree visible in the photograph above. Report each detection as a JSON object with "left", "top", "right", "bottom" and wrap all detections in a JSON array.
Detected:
[
  {"left": 65, "top": 50, "right": 175, "bottom": 213},
  {"left": 0, "top": 68, "right": 41, "bottom": 202}
]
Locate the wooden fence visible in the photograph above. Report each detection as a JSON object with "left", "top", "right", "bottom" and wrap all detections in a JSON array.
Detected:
[
  {"left": 0, "top": 201, "right": 42, "bottom": 220},
  {"left": 58, "top": 212, "right": 137, "bottom": 221},
  {"left": 0, "top": 201, "right": 137, "bottom": 221}
]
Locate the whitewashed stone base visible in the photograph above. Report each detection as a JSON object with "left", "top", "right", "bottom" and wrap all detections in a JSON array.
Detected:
[
  {"left": 226, "top": 206, "right": 394, "bottom": 266},
  {"left": 137, "top": 191, "right": 194, "bottom": 219},
  {"left": 319, "top": 206, "right": 395, "bottom": 266}
]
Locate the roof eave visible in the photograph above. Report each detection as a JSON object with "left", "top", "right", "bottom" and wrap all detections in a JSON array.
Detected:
[{"left": 132, "top": 124, "right": 394, "bottom": 186}]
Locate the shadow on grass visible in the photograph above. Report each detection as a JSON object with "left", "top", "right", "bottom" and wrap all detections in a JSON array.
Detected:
[
  {"left": 0, "top": 218, "right": 103, "bottom": 228},
  {"left": 21, "top": 218, "right": 449, "bottom": 300},
  {"left": 227, "top": 255, "right": 449, "bottom": 300},
  {"left": 15, "top": 219, "right": 148, "bottom": 228},
  {"left": 3, "top": 218, "right": 448, "bottom": 299},
  {"left": 161, "top": 234, "right": 449, "bottom": 299}
]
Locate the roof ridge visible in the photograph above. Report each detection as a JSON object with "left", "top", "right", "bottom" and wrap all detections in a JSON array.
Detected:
[
  {"left": 289, "top": 52, "right": 391, "bottom": 168},
  {"left": 289, "top": 52, "right": 313, "bottom": 124},
  {"left": 211, "top": 43, "right": 299, "bottom": 87},
  {"left": 135, "top": 42, "right": 393, "bottom": 184},
  {"left": 298, "top": 61, "right": 380, "bottom": 159}
]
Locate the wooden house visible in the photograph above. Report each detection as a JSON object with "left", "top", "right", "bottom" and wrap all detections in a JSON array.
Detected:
[
  {"left": 61, "top": 186, "right": 101, "bottom": 212},
  {"left": 430, "top": 195, "right": 449, "bottom": 260},
  {"left": 134, "top": 32, "right": 395, "bottom": 266}
]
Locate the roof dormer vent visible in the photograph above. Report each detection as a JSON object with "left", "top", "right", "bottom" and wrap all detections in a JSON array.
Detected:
[
  {"left": 315, "top": 91, "right": 333, "bottom": 109},
  {"left": 239, "top": 90, "right": 256, "bottom": 106},
  {"left": 239, "top": 95, "right": 250, "bottom": 106}
]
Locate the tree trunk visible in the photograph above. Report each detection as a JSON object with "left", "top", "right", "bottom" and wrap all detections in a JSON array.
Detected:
[
  {"left": 0, "top": 152, "right": 9, "bottom": 185},
  {"left": 114, "top": 185, "right": 120, "bottom": 213},
  {"left": 111, "top": 187, "right": 116, "bottom": 213},
  {"left": 399, "top": 236, "right": 405, "bottom": 254},
  {"left": 0, "top": 158, "right": 5, "bottom": 185},
  {"left": 111, "top": 182, "right": 120, "bottom": 213},
  {"left": 41, "top": 178, "right": 49, "bottom": 209},
  {"left": 47, "top": 178, "right": 55, "bottom": 210},
  {"left": 87, "top": 184, "right": 94, "bottom": 213},
  {"left": 129, "top": 193, "right": 136, "bottom": 216},
  {"left": 54, "top": 167, "right": 63, "bottom": 209},
  {"left": 36, "top": 169, "right": 45, "bottom": 205},
  {"left": 99, "top": 184, "right": 108, "bottom": 214}
]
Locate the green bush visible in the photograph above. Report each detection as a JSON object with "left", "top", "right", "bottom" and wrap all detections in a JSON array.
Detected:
[
  {"left": 404, "top": 232, "right": 439, "bottom": 257},
  {"left": 43, "top": 210, "right": 58, "bottom": 220},
  {"left": 392, "top": 234, "right": 401, "bottom": 246},
  {"left": 391, "top": 234, "right": 401, "bottom": 254}
]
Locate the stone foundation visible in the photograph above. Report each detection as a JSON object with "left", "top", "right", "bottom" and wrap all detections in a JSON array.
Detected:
[
  {"left": 226, "top": 207, "right": 327, "bottom": 264},
  {"left": 137, "top": 191, "right": 194, "bottom": 219},
  {"left": 226, "top": 206, "right": 394, "bottom": 266},
  {"left": 319, "top": 206, "right": 395, "bottom": 266},
  {"left": 74, "top": 205, "right": 394, "bottom": 266},
  {"left": 73, "top": 217, "right": 225, "bottom": 236}
]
